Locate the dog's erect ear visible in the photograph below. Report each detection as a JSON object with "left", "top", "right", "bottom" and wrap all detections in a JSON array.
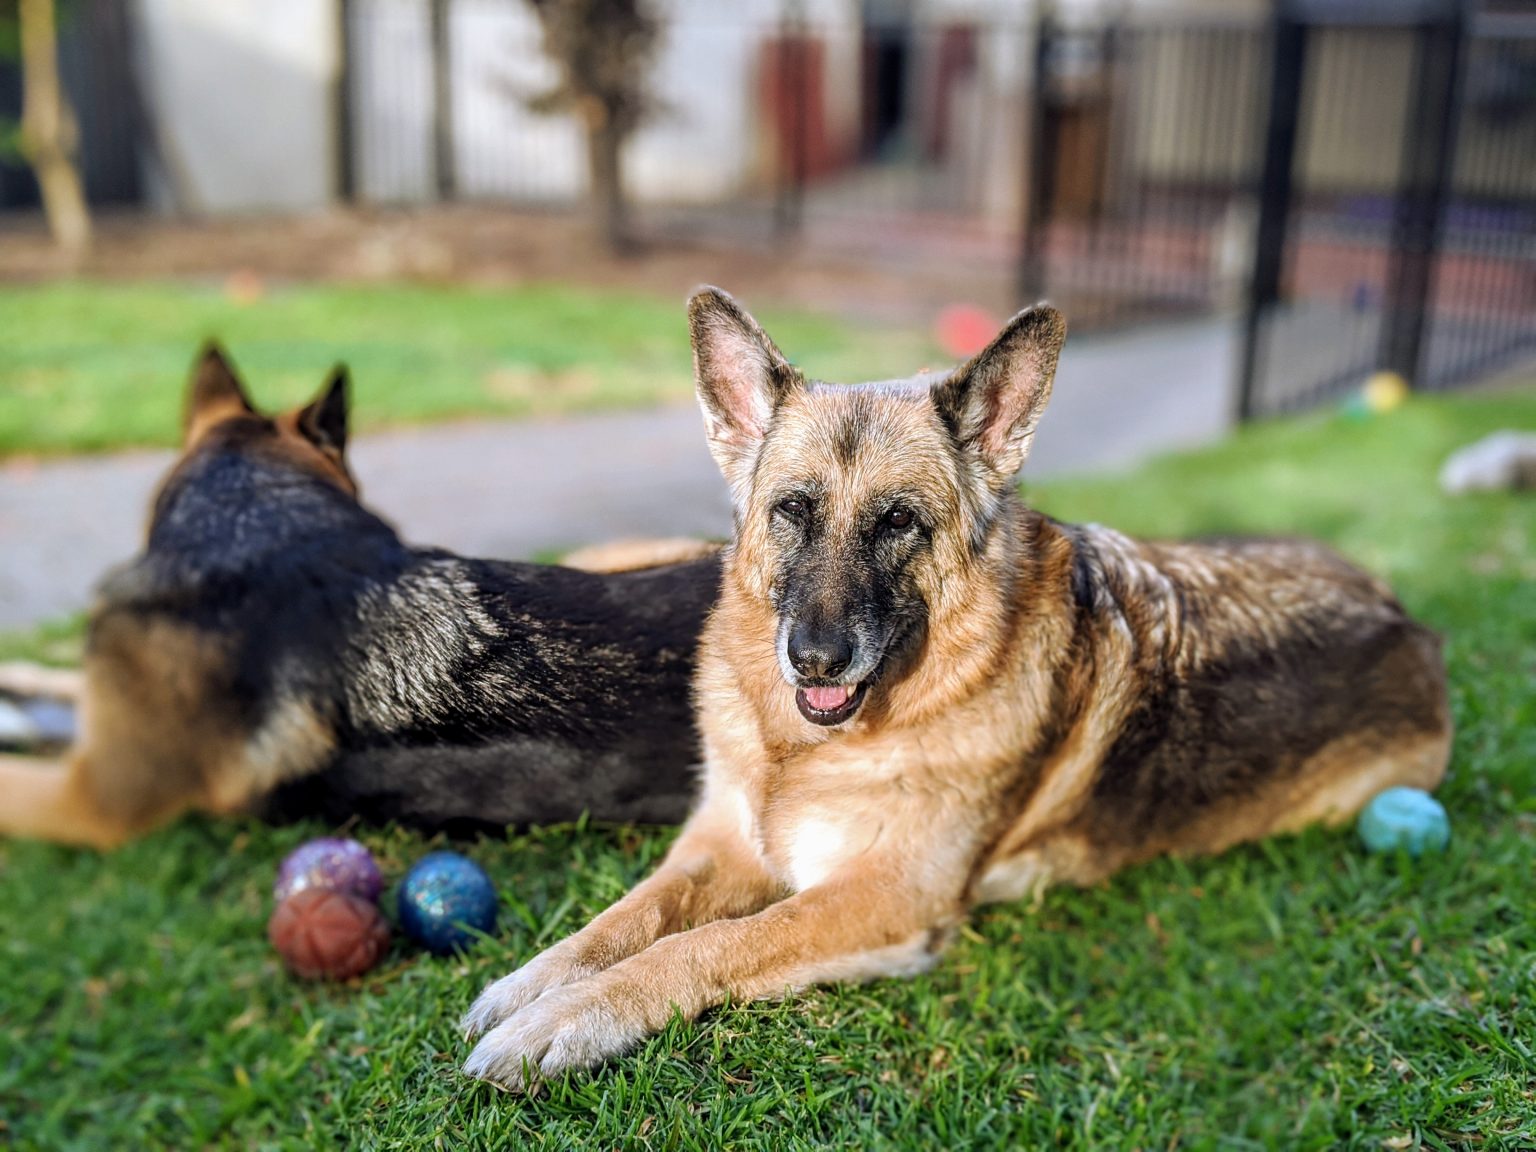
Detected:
[
  {"left": 688, "top": 287, "right": 801, "bottom": 494},
  {"left": 930, "top": 304, "right": 1066, "bottom": 481},
  {"left": 185, "top": 342, "right": 255, "bottom": 441},
  {"left": 297, "top": 365, "right": 349, "bottom": 457}
]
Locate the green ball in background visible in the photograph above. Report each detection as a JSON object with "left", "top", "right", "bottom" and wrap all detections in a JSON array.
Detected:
[{"left": 1358, "top": 787, "right": 1450, "bottom": 856}]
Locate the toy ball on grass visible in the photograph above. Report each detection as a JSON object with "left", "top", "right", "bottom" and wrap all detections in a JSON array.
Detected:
[
  {"left": 268, "top": 888, "right": 391, "bottom": 980},
  {"left": 1363, "top": 371, "right": 1408, "bottom": 414},
  {"left": 397, "top": 852, "right": 498, "bottom": 955},
  {"left": 274, "top": 837, "right": 384, "bottom": 904},
  {"left": 935, "top": 304, "right": 1000, "bottom": 359},
  {"left": 1358, "top": 787, "right": 1449, "bottom": 857}
]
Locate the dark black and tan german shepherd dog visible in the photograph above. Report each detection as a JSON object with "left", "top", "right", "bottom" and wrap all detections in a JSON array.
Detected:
[
  {"left": 0, "top": 347, "right": 719, "bottom": 848},
  {"left": 461, "top": 290, "right": 1451, "bottom": 1090}
]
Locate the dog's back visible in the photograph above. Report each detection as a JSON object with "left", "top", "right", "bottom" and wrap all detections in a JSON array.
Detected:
[{"left": 265, "top": 551, "right": 717, "bottom": 831}]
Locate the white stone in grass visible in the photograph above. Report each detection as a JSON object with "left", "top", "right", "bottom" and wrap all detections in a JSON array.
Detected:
[{"left": 1439, "top": 430, "right": 1536, "bottom": 495}]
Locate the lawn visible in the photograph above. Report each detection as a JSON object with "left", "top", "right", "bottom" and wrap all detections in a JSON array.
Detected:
[
  {"left": 1, "top": 389, "right": 1533, "bottom": 1150},
  {"left": 0, "top": 282, "right": 939, "bottom": 457}
]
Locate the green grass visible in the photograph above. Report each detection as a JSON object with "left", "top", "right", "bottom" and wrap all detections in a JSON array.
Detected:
[
  {"left": 0, "top": 282, "right": 939, "bottom": 457},
  {"left": 2, "top": 390, "right": 1533, "bottom": 1149}
]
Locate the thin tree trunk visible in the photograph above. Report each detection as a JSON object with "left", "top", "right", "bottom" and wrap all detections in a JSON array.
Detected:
[
  {"left": 19, "top": 0, "right": 92, "bottom": 255},
  {"left": 585, "top": 113, "right": 632, "bottom": 255}
]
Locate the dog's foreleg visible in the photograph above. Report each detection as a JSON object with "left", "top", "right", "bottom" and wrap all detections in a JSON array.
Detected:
[
  {"left": 0, "top": 754, "right": 135, "bottom": 849},
  {"left": 463, "top": 868, "right": 948, "bottom": 1091},
  {"left": 462, "top": 802, "right": 778, "bottom": 1042}
]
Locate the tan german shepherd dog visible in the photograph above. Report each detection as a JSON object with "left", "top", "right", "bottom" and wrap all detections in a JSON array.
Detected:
[{"left": 462, "top": 289, "right": 1451, "bottom": 1090}]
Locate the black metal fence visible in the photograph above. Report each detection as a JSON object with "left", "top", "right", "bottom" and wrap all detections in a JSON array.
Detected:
[
  {"left": 1234, "top": 1, "right": 1536, "bottom": 417},
  {"left": 340, "top": 0, "right": 1037, "bottom": 276},
  {"left": 1019, "top": 12, "right": 1269, "bottom": 329},
  {"left": 6, "top": 0, "right": 1534, "bottom": 421},
  {"left": 0, "top": 0, "right": 142, "bottom": 210}
]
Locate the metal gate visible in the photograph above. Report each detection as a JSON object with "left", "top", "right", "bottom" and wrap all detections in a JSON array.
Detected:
[
  {"left": 1019, "top": 12, "right": 1269, "bottom": 329},
  {"left": 1236, "top": 0, "right": 1536, "bottom": 418}
]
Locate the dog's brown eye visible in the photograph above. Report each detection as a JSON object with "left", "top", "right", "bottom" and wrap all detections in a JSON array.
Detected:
[
  {"left": 777, "top": 497, "right": 809, "bottom": 520},
  {"left": 885, "top": 507, "right": 914, "bottom": 531}
]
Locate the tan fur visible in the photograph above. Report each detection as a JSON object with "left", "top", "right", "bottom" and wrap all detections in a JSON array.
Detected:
[
  {"left": 462, "top": 290, "right": 1452, "bottom": 1092},
  {"left": 561, "top": 537, "right": 722, "bottom": 574},
  {"left": 0, "top": 618, "right": 334, "bottom": 848}
]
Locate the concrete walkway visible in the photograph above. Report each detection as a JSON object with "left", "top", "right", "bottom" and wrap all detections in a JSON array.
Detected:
[{"left": 0, "top": 318, "right": 1235, "bottom": 632}]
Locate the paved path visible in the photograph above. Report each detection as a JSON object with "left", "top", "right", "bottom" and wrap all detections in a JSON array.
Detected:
[{"left": 0, "top": 319, "right": 1235, "bottom": 632}]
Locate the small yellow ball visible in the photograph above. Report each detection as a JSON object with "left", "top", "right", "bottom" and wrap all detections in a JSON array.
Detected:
[{"left": 1363, "top": 371, "right": 1409, "bottom": 413}]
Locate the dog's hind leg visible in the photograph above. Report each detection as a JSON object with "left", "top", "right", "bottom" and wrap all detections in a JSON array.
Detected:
[
  {"left": 0, "top": 661, "right": 84, "bottom": 702},
  {"left": 0, "top": 754, "right": 149, "bottom": 849}
]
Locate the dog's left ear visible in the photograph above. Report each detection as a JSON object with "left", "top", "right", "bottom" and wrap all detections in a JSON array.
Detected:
[
  {"left": 297, "top": 365, "right": 349, "bottom": 458},
  {"left": 931, "top": 304, "right": 1066, "bottom": 481}
]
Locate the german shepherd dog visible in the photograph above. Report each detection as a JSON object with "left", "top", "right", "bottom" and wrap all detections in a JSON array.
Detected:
[
  {"left": 461, "top": 288, "right": 1450, "bottom": 1090},
  {"left": 0, "top": 348, "right": 718, "bottom": 848}
]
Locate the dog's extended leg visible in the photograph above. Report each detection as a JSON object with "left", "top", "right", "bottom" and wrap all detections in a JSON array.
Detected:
[
  {"left": 463, "top": 865, "right": 947, "bottom": 1091},
  {"left": 0, "top": 662, "right": 84, "bottom": 702},
  {"left": 0, "top": 754, "right": 135, "bottom": 849},
  {"left": 462, "top": 799, "right": 779, "bottom": 1041}
]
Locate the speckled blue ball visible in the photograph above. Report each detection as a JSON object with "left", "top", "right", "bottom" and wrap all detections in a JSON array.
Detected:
[
  {"left": 274, "top": 837, "right": 383, "bottom": 904},
  {"left": 1358, "top": 787, "right": 1450, "bottom": 856},
  {"left": 396, "top": 852, "right": 498, "bottom": 955}
]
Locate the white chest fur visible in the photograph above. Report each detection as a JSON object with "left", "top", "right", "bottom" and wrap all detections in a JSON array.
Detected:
[{"left": 783, "top": 816, "right": 853, "bottom": 891}]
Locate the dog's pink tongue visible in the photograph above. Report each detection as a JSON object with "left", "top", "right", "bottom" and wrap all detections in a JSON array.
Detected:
[{"left": 803, "top": 685, "right": 852, "bottom": 711}]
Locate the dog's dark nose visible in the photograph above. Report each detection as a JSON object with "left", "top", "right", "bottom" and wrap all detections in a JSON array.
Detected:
[{"left": 787, "top": 619, "right": 852, "bottom": 680}]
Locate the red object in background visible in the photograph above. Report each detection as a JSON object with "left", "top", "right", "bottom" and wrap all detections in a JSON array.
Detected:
[
  {"left": 760, "top": 34, "right": 839, "bottom": 181},
  {"left": 935, "top": 304, "right": 1000, "bottom": 359},
  {"left": 268, "top": 887, "right": 391, "bottom": 981},
  {"left": 925, "top": 25, "right": 979, "bottom": 161}
]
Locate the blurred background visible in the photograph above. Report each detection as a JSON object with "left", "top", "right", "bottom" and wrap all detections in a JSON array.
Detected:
[{"left": 1, "top": 0, "right": 1533, "bottom": 632}]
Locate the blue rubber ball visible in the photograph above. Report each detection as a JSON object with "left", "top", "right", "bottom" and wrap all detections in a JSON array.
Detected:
[
  {"left": 396, "top": 852, "right": 498, "bottom": 954},
  {"left": 1358, "top": 787, "right": 1450, "bottom": 856}
]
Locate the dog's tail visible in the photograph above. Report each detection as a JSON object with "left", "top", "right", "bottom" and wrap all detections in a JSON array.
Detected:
[{"left": 561, "top": 537, "right": 723, "bottom": 574}]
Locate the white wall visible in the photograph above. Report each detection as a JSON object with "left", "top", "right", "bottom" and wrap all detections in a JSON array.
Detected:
[
  {"left": 379, "top": 0, "right": 863, "bottom": 206},
  {"left": 353, "top": 0, "right": 436, "bottom": 202},
  {"left": 135, "top": 0, "right": 339, "bottom": 213}
]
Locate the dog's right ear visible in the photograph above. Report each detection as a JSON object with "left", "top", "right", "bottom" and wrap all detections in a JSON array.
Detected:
[
  {"left": 688, "top": 287, "right": 801, "bottom": 496},
  {"left": 184, "top": 342, "right": 256, "bottom": 444}
]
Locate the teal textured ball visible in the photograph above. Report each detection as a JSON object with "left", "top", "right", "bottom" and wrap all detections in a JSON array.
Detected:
[
  {"left": 1358, "top": 787, "right": 1449, "bottom": 856},
  {"left": 397, "top": 852, "right": 498, "bottom": 955}
]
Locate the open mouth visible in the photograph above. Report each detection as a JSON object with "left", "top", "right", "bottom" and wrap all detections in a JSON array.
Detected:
[{"left": 794, "top": 681, "right": 869, "bottom": 727}]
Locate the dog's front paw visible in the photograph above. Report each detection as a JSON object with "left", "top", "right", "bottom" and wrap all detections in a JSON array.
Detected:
[
  {"left": 462, "top": 983, "right": 639, "bottom": 1092},
  {"left": 461, "top": 946, "right": 585, "bottom": 1040}
]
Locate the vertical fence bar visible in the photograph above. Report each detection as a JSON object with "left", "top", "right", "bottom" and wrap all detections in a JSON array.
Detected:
[
  {"left": 1378, "top": 3, "right": 1467, "bottom": 389},
  {"left": 1234, "top": 4, "right": 1306, "bottom": 422},
  {"left": 775, "top": 0, "right": 807, "bottom": 237},
  {"left": 1018, "top": 4, "right": 1055, "bottom": 303},
  {"left": 430, "top": 0, "right": 455, "bottom": 201},
  {"left": 334, "top": 0, "right": 355, "bottom": 203}
]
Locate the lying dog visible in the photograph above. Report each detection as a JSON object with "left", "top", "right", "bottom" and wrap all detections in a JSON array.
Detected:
[
  {"left": 461, "top": 289, "right": 1451, "bottom": 1089},
  {"left": 0, "top": 347, "right": 719, "bottom": 848}
]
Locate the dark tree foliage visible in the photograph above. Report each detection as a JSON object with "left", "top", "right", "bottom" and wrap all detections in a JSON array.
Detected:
[{"left": 525, "top": 0, "right": 662, "bottom": 254}]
